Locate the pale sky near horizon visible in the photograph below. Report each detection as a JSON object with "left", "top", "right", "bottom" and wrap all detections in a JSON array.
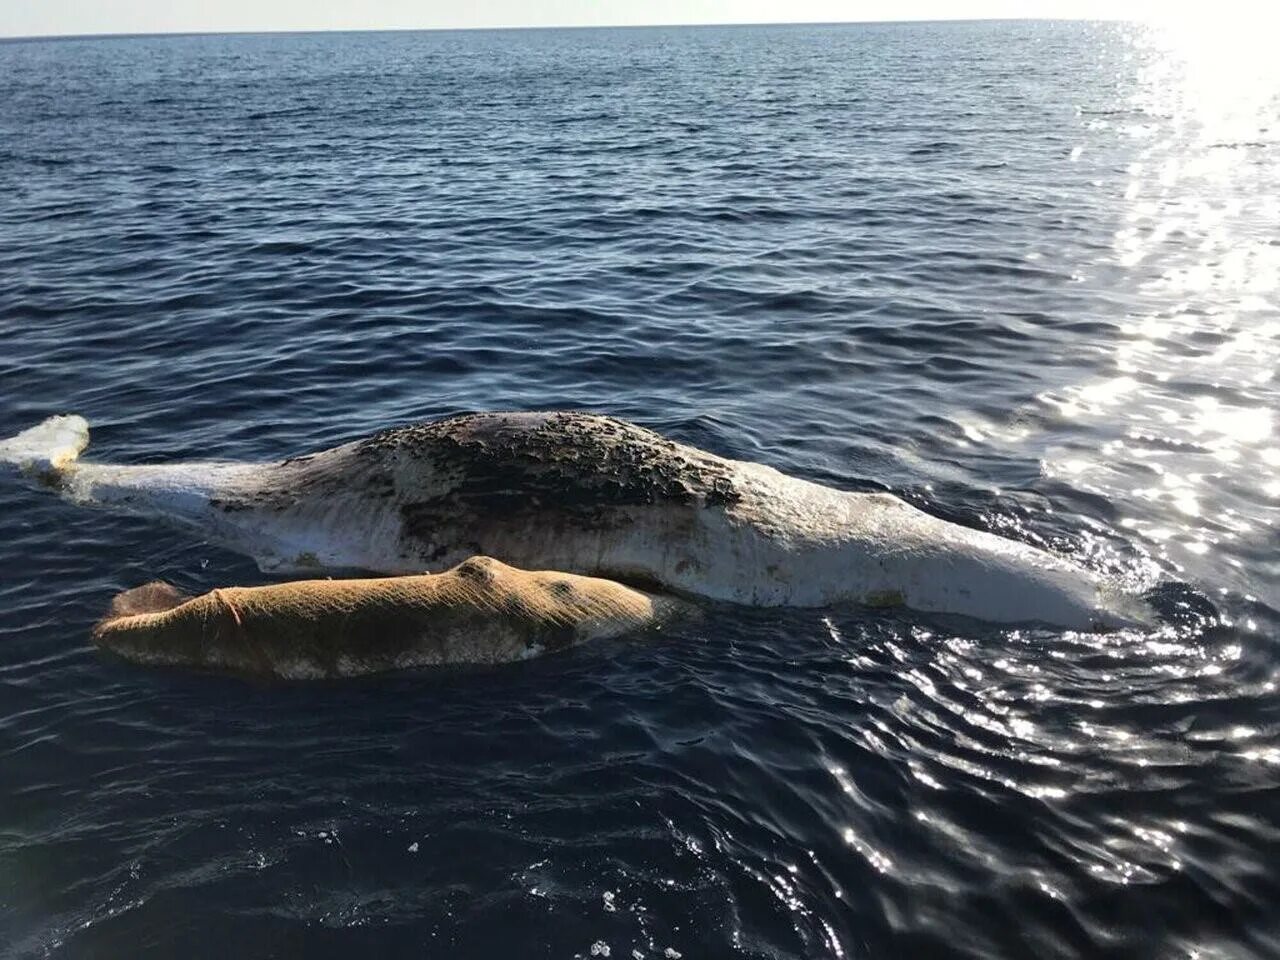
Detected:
[{"left": 0, "top": 1, "right": 1238, "bottom": 40}]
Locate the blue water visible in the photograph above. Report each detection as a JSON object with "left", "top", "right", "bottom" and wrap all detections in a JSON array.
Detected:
[{"left": 2, "top": 20, "right": 1278, "bottom": 958}]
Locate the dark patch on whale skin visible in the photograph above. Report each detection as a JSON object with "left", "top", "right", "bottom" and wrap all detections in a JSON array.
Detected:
[
  {"left": 205, "top": 412, "right": 743, "bottom": 572},
  {"left": 358, "top": 412, "right": 741, "bottom": 541},
  {"left": 366, "top": 411, "right": 739, "bottom": 506}
]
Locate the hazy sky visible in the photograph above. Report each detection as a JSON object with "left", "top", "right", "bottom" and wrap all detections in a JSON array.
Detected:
[{"left": 0, "top": 0, "right": 1224, "bottom": 39}]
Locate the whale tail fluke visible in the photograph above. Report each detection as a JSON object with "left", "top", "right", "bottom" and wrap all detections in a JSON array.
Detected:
[{"left": 0, "top": 415, "right": 90, "bottom": 484}]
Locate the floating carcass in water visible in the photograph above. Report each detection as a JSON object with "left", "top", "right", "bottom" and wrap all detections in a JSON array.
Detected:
[{"left": 3, "top": 410, "right": 1153, "bottom": 628}]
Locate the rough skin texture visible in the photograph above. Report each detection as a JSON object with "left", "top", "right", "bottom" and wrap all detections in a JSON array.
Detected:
[
  {"left": 218, "top": 411, "right": 738, "bottom": 517},
  {"left": 373, "top": 410, "right": 739, "bottom": 507},
  {"left": 384, "top": 412, "right": 739, "bottom": 555},
  {"left": 93, "top": 556, "right": 679, "bottom": 679}
]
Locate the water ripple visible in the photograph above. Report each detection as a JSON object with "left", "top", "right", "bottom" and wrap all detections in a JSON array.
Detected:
[{"left": 1, "top": 19, "right": 1279, "bottom": 959}]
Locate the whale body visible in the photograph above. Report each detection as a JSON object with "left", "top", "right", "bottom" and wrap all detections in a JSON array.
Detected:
[
  {"left": 94, "top": 556, "right": 680, "bottom": 678},
  {"left": 2, "top": 411, "right": 1151, "bottom": 628}
]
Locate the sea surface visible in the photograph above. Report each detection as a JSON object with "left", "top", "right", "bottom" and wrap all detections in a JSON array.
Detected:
[{"left": 1, "top": 19, "right": 1278, "bottom": 959}]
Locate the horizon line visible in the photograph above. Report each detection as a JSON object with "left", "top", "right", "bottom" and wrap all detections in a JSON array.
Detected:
[{"left": 0, "top": 16, "right": 1135, "bottom": 44}]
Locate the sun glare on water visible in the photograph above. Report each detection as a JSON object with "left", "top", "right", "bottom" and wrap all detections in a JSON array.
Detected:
[
  {"left": 1035, "top": 9, "right": 1280, "bottom": 596},
  {"left": 1145, "top": 7, "right": 1280, "bottom": 131}
]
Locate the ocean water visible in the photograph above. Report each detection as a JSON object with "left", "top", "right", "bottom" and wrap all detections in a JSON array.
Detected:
[{"left": 1, "top": 19, "right": 1278, "bottom": 958}]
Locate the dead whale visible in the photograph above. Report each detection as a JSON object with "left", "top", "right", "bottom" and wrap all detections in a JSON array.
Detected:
[
  {"left": 94, "top": 556, "right": 681, "bottom": 678},
  {"left": 3, "top": 411, "right": 1152, "bottom": 628}
]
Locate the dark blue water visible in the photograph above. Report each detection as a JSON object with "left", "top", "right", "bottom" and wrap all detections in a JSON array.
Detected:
[{"left": 2, "top": 20, "right": 1278, "bottom": 959}]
